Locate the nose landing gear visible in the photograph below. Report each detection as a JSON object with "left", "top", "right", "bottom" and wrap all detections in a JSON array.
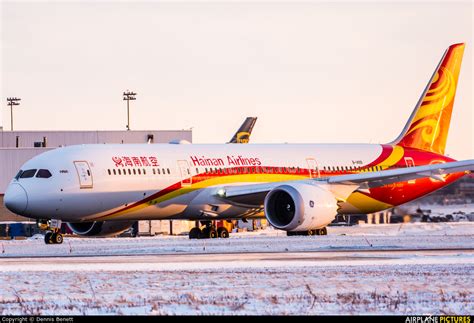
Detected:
[
  {"left": 44, "top": 230, "right": 64, "bottom": 244},
  {"left": 39, "top": 219, "right": 64, "bottom": 245}
]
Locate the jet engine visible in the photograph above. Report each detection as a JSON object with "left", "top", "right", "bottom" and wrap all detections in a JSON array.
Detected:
[
  {"left": 67, "top": 220, "right": 135, "bottom": 237},
  {"left": 264, "top": 183, "right": 338, "bottom": 231}
]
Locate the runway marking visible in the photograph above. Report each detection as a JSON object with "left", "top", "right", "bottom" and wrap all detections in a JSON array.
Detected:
[
  {"left": 1, "top": 249, "right": 472, "bottom": 272},
  {"left": 0, "top": 246, "right": 473, "bottom": 259}
]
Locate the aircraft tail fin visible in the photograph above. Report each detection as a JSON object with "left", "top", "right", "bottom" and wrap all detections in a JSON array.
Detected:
[
  {"left": 229, "top": 117, "right": 257, "bottom": 144},
  {"left": 391, "top": 43, "right": 465, "bottom": 155}
]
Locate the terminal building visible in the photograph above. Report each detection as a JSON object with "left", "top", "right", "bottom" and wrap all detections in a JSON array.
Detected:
[{"left": 0, "top": 129, "right": 192, "bottom": 222}]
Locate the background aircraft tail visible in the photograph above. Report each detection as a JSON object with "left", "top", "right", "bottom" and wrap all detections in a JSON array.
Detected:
[
  {"left": 391, "top": 43, "right": 465, "bottom": 155},
  {"left": 229, "top": 117, "right": 257, "bottom": 144}
]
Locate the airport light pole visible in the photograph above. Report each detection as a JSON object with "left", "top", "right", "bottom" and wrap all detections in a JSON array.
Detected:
[
  {"left": 123, "top": 90, "right": 137, "bottom": 131},
  {"left": 6, "top": 97, "right": 21, "bottom": 131}
]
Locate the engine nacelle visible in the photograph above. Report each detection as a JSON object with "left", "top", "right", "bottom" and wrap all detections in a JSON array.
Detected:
[
  {"left": 264, "top": 183, "right": 338, "bottom": 231},
  {"left": 67, "top": 220, "right": 135, "bottom": 237}
]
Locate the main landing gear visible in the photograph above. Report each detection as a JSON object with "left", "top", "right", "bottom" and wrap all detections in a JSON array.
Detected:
[
  {"left": 189, "top": 221, "right": 230, "bottom": 239},
  {"left": 38, "top": 219, "right": 64, "bottom": 244},
  {"left": 286, "top": 227, "right": 327, "bottom": 236}
]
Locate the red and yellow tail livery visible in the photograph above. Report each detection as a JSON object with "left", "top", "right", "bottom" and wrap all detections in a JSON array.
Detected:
[{"left": 395, "top": 43, "right": 465, "bottom": 155}]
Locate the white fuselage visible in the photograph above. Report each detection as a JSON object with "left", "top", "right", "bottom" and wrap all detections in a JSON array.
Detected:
[{"left": 5, "top": 142, "right": 442, "bottom": 223}]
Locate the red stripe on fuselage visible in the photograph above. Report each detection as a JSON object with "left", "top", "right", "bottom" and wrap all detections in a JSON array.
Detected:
[{"left": 95, "top": 147, "right": 464, "bottom": 219}]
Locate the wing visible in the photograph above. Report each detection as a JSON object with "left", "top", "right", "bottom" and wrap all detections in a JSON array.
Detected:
[{"left": 215, "top": 159, "right": 474, "bottom": 207}]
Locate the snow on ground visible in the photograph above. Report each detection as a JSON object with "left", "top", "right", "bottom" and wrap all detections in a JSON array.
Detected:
[
  {"left": 0, "top": 222, "right": 473, "bottom": 315},
  {"left": 1, "top": 222, "right": 473, "bottom": 258},
  {"left": 0, "top": 264, "right": 472, "bottom": 315}
]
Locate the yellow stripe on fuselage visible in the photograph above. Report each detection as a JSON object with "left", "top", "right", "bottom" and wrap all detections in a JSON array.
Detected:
[
  {"left": 101, "top": 147, "right": 404, "bottom": 220},
  {"left": 107, "top": 173, "right": 308, "bottom": 218},
  {"left": 345, "top": 191, "right": 393, "bottom": 214},
  {"left": 377, "top": 145, "right": 404, "bottom": 169}
]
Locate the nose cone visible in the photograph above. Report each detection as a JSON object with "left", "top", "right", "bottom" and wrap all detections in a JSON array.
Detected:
[{"left": 4, "top": 183, "right": 28, "bottom": 215}]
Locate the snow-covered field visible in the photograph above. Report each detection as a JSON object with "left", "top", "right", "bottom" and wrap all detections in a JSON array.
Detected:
[{"left": 0, "top": 222, "right": 473, "bottom": 315}]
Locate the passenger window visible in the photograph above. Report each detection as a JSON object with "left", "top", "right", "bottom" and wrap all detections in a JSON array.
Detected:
[
  {"left": 143, "top": 169, "right": 146, "bottom": 175},
  {"left": 128, "top": 169, "right": 132, "bottom": 175},
  {"left": 118, "top": 169, "right": 122, "bottom": 175},
  {"left": 157, "top": 169, "right": 160, "bottom": 175},
  {"left": 107, "top": 169, "right": 111, "bottom": 175},
  {"left": 196, "top": 168, "right": 199, "bottom": 174},
  {"left": 133, "top": 169, "right": 136, "bottom": 175},
  {"left": 36, "top": 169, "right": 52, "bottom": 178},
  {"left": 167, "top": 168, "right": 170, "bottom": 174},
  {"left": 162, "top": 168, "right": 165, "bottom": 174},
  {"left": 153, "top": 169, "right": 156, "bottom": 175},
  {"left": 138, "top": 169, "right": 141, "bottom": 175}
]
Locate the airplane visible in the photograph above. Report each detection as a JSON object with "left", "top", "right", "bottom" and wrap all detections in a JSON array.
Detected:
[
  {"left": 4, "top": 43, "right": 473, "bottom": 244},
  {"left": 228, "top": 117, "right": 257, "bottom": 144}
]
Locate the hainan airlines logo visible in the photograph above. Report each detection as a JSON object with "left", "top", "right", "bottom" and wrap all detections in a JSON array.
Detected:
[
  {"left": 190, "top": 155, "right": 262, "bottom": 167},
  {"left": 112, "top": 156, "right": 160, "bottom": 167}
]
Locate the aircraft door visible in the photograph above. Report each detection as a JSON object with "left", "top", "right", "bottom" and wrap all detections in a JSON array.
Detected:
[
  {"left": 404, "top": 157, "right": 416, "bottom": 184},
  {"left": 306, "top": 158, "right": 321, "bottom": 178},
  {"left": 74, "top": 161, "right": 93, "bottom": 189},
  {"left": 178, "top": 160, "right": 192, "bottom": 186}
]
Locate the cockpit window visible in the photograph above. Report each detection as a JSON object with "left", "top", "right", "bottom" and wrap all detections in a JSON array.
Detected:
[
  {"left": 36, "top": 169, "right": 52, "bottom": 178},
  {"left": 20, "top": 169, "right": 37, "bottom": 178},
  {"left": 14, "top": 170, "right": 23, "bottom": 180}
]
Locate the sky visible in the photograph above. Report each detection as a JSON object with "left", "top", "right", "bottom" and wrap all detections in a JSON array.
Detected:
[{"left": 1, "top": 1, "right": 473, "bottom": 160}]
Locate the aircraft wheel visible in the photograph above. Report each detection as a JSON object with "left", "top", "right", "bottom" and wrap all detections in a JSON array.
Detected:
[
  {"left": 189, "top": 227, "right": 201, "bottom": 239},
  {"left": 201, "top": 227, "right": 208, "bottom": 238},
  {"left": 52, "top": 232, "right": 64, "bottom": 244},
  {"left": 307, "top": 230, "right": 316, "bottom": 236},
  {"left": 209, "top": 229, "right": 217, "bottom": 239},
  {"left": 319, "top": 227, "right": 328, "bottom": 236},
  {"left": 217, "top": 227, "right": 229, "bottom": 239},
  {"left": 44, "top": 232, "right": 53, "bottom": 244}
]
